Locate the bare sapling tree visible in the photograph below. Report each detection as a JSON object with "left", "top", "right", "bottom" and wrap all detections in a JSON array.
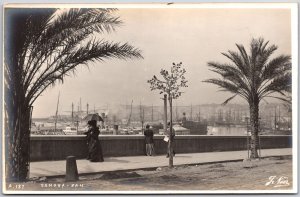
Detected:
[{"left": 147, "top": 62, "right": 188, "bottom": 167}]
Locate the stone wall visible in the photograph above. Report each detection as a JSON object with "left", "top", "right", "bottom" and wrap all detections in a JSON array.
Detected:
[{"left": 30, "top": 135, "right": 292, "bottom": 161}]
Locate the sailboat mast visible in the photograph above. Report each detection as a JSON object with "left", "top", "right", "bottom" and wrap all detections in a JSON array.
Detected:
[
  {"left": 151, "top": 104, "right": 154, "bottom": 123},
  {"left": 198, "top": 105, "right": 201, "bottom": 122},
  {"left": 87, "top": 103, "right": 89, "bottom": 115},
  {"left": 71, "top": 102, "right": 74, "bottom": 123},
  {"left": 54, "top": 92, "right": 60, "bottom": 133},
  {"left": 175, "top": 103, "right": 178, "bottom": 122},
  {"left": 76, "top": 104, "right": 80, "bottom": 131},
  {"left": 127, "top": 100, "right": 133, "bottom": 126},
  {"left": 190, "top": 104, "right": 193, "bottom": 121},
  {"left": 80, "top": 98, "right": 82, "bottom": 116}
]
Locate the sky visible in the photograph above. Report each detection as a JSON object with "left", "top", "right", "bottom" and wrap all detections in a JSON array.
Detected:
[{"left": 32, "top": 7, "right": 292, "bottom": 118}]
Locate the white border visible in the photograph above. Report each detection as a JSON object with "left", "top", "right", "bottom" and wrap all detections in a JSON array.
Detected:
[
  {"left": 2, "top": 2, "right": 298, "bottom": 195},
  {"left": 291, "top": 3, "right": 298, "bottom": 194},
  {"left": 2, "top": 3, "right": 299, "bottom": 9}
]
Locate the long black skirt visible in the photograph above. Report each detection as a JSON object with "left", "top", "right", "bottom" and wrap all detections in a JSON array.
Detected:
[{"left": 88, "top": 139, "right": 104, "bottom": 162}]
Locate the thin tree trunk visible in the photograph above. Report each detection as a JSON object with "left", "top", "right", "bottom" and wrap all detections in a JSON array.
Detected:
[
  {"left": 168, "top": 96, "right": 173, "bottom": 168},
  {"left": 249, "top": 102, "right": 259, "bottom": 159},
  {"left": 163, "top": 95, "right": 167, "bottom": 131}
]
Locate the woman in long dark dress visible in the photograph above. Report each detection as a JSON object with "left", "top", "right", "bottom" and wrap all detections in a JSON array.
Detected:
[{"left": 84, "top": 120, "right": 104, "bottom": 162}]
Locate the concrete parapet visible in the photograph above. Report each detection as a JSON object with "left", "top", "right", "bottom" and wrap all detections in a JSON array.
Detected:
[{"left": 30, "top": 135, "right": 292, "bottom": 161}]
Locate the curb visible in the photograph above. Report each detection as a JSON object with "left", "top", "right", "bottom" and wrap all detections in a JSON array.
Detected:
[{"left": 29, "top": 154, "right": 292, "bottom": 180}]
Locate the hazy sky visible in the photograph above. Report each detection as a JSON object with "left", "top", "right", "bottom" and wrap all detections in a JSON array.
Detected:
[{"left": 33, "top": 7, "right": 291, "bottom": 118}]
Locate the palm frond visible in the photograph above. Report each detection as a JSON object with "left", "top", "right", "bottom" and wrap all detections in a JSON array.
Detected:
[
  {"left": 207, "top": 62, "right": 251, "bottom": 94},
  {"left": 17, "top": 8, "right": 143, "bottom": 104},
  {"left": 26, "top": 39, "right": 142, "bottom": 103},
  {"left": 260, "top": 55, "right": 291, "bottom": 81},
  {"left": 24, "top": 8, "right": 122, "bottom": 79},
  {"left": 259, "top": 73, "right": 291, "bottom": 99},
  {"left": 203, "top": 78, "right": 248, "bottom": 102},
  {"left": 250, "top": 38, "right": 278, "bottom": 74},
  {"left": 203, "top": 79, "right": 238, "bottom": 93},
  {"left": 235, "top": 44, "right": 250, "bottom": 69},
  {"left": 222, "top": 51, "right": 250, "bottom": 78},
  {"left": 222, "top": 94, "right": 238, "bottom": 106},
  {"left": 264, "top": 95, "right": 291, "bottom": 104},
  {"left": 205, "top": 37, "right": 291, "bottom": 106}
]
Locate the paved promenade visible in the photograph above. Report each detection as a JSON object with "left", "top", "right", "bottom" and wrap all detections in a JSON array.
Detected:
[{"left": 30, "top": 148, "right": 292, "bottom": 178}]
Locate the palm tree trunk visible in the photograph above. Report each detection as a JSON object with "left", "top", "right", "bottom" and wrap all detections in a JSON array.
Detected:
[
  {"left": 6, "top": 101, "right": 31, "bottom": 181},
  {"left": 168, "top": 96, "right": 174, "bottom": 168},
  {"left": 249, "top": 101, "right": 259, "bottom": 158}
]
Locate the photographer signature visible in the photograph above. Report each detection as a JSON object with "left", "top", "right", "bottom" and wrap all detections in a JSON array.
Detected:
[{"left": 265, "top": 176, "right": 290, "bottom": 187}]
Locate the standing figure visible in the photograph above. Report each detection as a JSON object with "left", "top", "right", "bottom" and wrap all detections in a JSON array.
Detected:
[
  {"left": 165, "top": 122, "right": 175, "bottom": 158},
  {"left": 144, "top": 124, "right": 155, "bottom": 156},
  {"left": 84, "top": 120, "right": 104, "bottom": 162}
]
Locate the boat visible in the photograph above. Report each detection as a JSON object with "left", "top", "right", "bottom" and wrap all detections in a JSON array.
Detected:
[
  {"left": 181, "top": 120, "right": 208, "bottom": 135},
  {"left": 63, "top": 126, "right": 77, "bottom": 135}
]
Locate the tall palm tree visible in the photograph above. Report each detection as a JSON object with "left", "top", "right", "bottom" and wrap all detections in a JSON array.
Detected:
[
  {"left": 4, "top": 8, "right": 142, "bottom": 181},
  {"left": 204, "top": 38, "right": 291, "bottom": 158}
]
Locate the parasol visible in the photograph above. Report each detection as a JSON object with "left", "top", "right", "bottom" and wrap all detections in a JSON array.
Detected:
[{"left": 83, "top": 113, "right": 104, "bottom": 122}]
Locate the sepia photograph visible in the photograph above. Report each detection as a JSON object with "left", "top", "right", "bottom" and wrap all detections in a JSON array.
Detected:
[{"left": 2, "top": 3, "right": 298, "bottom": 194}]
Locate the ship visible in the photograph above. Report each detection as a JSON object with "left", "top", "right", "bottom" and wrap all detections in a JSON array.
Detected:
[
  {"left": 63, "top": 126, "right": 77, "bottom": 135},
  {"left": 180, "top": 112, "right": 208, "bottom": 135},
  {"left": 181, "top": 120, "right": 208, "bottom": 135}
]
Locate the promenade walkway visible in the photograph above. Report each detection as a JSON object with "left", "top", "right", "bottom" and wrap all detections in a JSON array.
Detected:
[{"left": 30, "top": 148, "right": 292, "bottom": 178}]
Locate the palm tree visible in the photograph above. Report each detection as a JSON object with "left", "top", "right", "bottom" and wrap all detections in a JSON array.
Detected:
[
  {"left": 204, "top": 38, "right": 291, "bottom": 158},
  {"left": 4, "top": 8, "right": 142, "bottom": 181}
]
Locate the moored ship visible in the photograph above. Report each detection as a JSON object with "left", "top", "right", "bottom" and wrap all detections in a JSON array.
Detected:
[{"left": 181, "top": 120, "right": 208, "bottom": 135}]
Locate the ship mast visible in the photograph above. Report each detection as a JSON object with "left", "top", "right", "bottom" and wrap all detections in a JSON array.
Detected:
[
  {"left": 190, "top": 104, "right": 193, "bottom": 121},
  {"left": 54, "top": 92, "right": 60, "bottom": 133},
  {"left": 139, "top": 101, "right": 145, "bottom": 131},
  {"left": 80, "top": 97, "right": 82, "bottom": 114},
  {"left": 76, "top": 104, "right": 80, "bottom": 131},
  {"left": 87, "top": 103, "right": 89, "bottom": 115},
  {"left": 71, "top": 102, "right": 74, "bottom": 123},
  {"left": 198, "top": 105, "right": 201, "bottom": 122},
  {"left": 126, "top": 100, "right": 133, "bottom": 126},
  {"left": 175, "top": 102, "right": 178, "bottom": 122},
  {"left": 151, "top": 104, "right": 154, "bottom": 123}
]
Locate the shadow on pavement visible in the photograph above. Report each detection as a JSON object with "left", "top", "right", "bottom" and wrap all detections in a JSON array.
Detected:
[{"left": 104, "top": 158, "right": 130, "bottom": 163}]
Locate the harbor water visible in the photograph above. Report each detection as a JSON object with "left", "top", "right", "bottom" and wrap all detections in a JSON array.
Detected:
[{"left": 207, "top": 126, "right": 248, "bottom": 136}]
